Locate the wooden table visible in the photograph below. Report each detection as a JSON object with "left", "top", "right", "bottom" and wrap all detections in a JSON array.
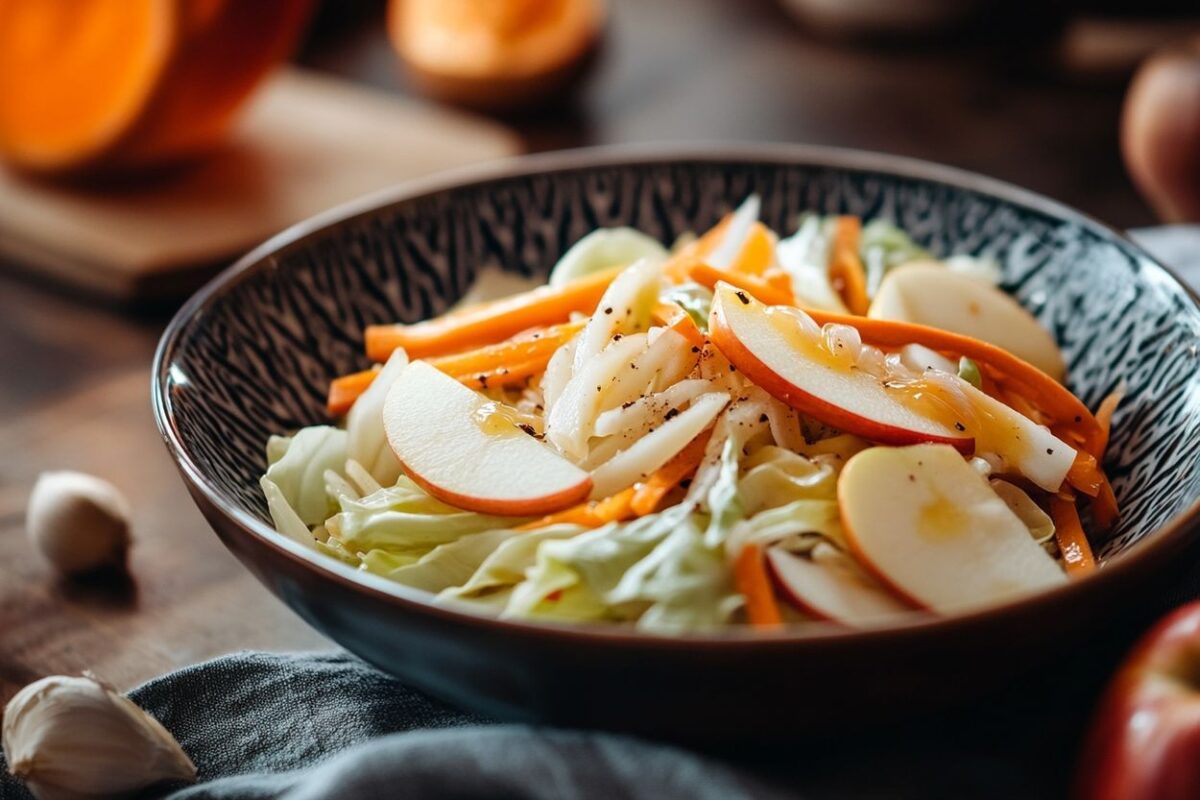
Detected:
[{"left": 0, "top": 0, "right": 1164, "bottom": 715}]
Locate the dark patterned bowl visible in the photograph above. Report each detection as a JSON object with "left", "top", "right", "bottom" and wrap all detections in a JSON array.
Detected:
[{"left": 153, "top": 145, "right": 1200, "bottom": 737}]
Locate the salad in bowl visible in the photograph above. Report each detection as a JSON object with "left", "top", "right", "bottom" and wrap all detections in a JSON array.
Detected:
[{"left": 259, "top": 196, "right": 1120, "bottom": 633}]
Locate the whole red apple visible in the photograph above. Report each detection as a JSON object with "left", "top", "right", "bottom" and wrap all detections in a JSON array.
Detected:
[{"left": 1076, "top": 602, "right": 1200, "bottom": 800}]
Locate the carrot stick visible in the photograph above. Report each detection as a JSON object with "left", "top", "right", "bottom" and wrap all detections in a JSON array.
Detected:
[
  {"left": 1092, "top": 474, "right": 1120, "bottom": 530},
  {"left": 829, "top": 216, "right": 870, "bottom": 315},
  {"left": 734, "top": 543, "right": 784, "bottom": 628},
  {"left": 327, "top": 366, "right": 380, "bottom": 417},
  {"left": 651, "top": 302, "right": 708, "bottom": 350},
  {"left": 800, "top": 308, "right": 1106, "bottom": 458},
  {"left": 1066, "top": 452, "right": 1104, "bottom": 498},
  {"left": 519, "top": 432, "right": 714, "bottom": 530},
  {"left": 662, "top": 216, "right": 732, "bottom": 283},
  {"left": 1050, "top": 495, "right": 1096, "bottom": 576},
  {"left": 730, "top": 222, "right": 775, "bottom": 276},
  {"left": 761, "top": 268, "right": 793, "bottom": 293},
  {"left": 1095, "top": 388, "right": 1124, "bottom": 454},
  {"left": 329, "top": 320, "right": 584, "bottom": 414},
  {"left": 689, "top": 263, "right": 796, "bottom": 307},
  {"left": 455, "top": 356, "right": 549, "bottom": 391},
  {"left": 429, "top": 320, "right": 583, "bottom": 377},
  {"left": 630, "top": 430, "right": 712, "bottom": 516},
  {"left": 365, "top": 266, "right": 621, "bottom": 361},
  {"left": 516, "top": 487, "right": 637, "bottom": 531}
]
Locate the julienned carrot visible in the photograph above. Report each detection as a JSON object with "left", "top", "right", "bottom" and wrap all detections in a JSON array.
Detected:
[
  {"left": 689, "top": 263, "right": 796, "bottom": 307},
  {"left": 455, "top": 356, "right": 550, "bottom": 391},
  {"left": 651, "top": 302, "right": 708, "bottom": 350},
  {"left": 327, "top": 366, "right": 380, "bottom": 416},
  {"left": 1095, "top": 388, "right": 1124, "bottom": 454},
  {"left": 829, "top": 216, "right": 869, "bottom": 315},
  {"left": 429, "top": 320, "right": 584, "bottom": 378},
  {"left": 1067, "top": 452, "right": 1104, "bottom": 498},
  {"left": 730, "top": 222, "right": 775, "bottom": 276},
  {"left": 1092, "top": 475, "right": 1120, "bottom": 529},
  {"left": 662, "top": 216, "right": 732, "bottom": 282},
  {"left": 800, "top": 308, "right": 1105, "bottom": 458},
  {"left": 364, "top": 265, "right": 621, "bottom": 361},
  {"left": 1049, "top": 495, "right": 1096, "bottom": 575},
  {"left": 327, "top": 320, "right": 584, "bottom": 415},
  {"left": 762, "top": 268, "right": 793, "bottom": 293},
  {"left": 630, "top": 430, "right": 712, "bottom": 516},
  {"left": 734, "top": 543, "right": 784, "bottom": 627},
  {"left": 515, "top": 487, "right": 637, "bottom": 531}
]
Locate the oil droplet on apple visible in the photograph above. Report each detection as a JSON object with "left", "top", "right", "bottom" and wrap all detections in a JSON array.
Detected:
[
  {"left": 764, "top": 305, "right": 857, "bottom": 373},
  {"left": 917, "top": 493, "right": 970, "bottom": 542},
  {"left": 472, "top": 401, "right": 526, "bottom": 438}
]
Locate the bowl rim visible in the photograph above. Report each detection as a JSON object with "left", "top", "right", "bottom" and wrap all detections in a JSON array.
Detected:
[{"left": 153, "top": 140, "right": 1200, "bottom": 650}]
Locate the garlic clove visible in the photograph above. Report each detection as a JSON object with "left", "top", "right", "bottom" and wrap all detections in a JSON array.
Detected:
[
  {"left": 3, "top": 674, "right": 196, "bottom": 800},
  {"left": 26, "top": 471, "right": 130, "bottom": 575}
]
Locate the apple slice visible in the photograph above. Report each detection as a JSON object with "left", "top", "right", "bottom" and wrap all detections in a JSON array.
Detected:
[
  {"left": 767, "top": 542, "right": 913, "bottom": 627},
  {"left": 384, "top": 361, "right": 591, "bottom": 515},
  {"left": 839, "top": 444, "right": 1067, "bottom": 613},
  {"left": 870, "top": 262, "right": 1066, "bottom": 381},
  {"left": 708, "top": 282, "right": 972, "bottom": 450}
]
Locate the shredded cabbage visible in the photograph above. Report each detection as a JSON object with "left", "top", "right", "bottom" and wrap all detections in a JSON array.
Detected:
[
  {"left": 263, "top": 426, "right": 347, "bottom": 526},
  {"left": 505, "top": 438, "right": 747, "bottom": 632},
  {"left": 329, "top": 476, "right": 519, "bottom": 555},
  {"left": 549, "top": 228, "right": 668, "bottom": 287}
]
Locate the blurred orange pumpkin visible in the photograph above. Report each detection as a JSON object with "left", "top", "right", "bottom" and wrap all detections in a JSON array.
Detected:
[
  {"left": 0, "top": 0, "right": 313, "bottom": 176},
  {"left": 389, "top": 0, "right": 604, "bottom": 111}
]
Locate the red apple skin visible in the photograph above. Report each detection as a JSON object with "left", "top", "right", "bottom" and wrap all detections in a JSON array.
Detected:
[
  {"left": 708, "top": 289, "right": 973, "bottom": 453},
  {"left": 1076, "top": 602, "right": 1200, "bottom": 800}
]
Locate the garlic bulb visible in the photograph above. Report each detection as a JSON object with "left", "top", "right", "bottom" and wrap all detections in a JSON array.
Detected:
[
  {"left": 3, "top": 674, "right": 196, "bottom": 800},
  {"left": 26, "top": 471, "right": 130, "bottom": 574}
]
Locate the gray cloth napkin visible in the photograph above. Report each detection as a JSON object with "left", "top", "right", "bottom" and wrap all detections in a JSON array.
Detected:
[{"left": 0, "top": 652, "right": 784, "bottom": 800}]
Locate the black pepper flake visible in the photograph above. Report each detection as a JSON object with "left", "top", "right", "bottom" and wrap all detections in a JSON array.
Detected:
[
  {"left": 648, "top": 427, "right": 656, "bottom": 433},
  {"left": 613, "top": 334, "right": 623, "bottom": 340},
  {"left": 622, "top": 401, "right": 635, "bottom": 409},
  {"left": 735, "top": 291, "right": 751, "bottom": 305},
  {"left": 665, "top": 408, "right": 680, "bottom": 420},
  {"left": 499, "top": 367, "right": 509, "bottom": 375},
  {"left": 691, "top": 346, "right": 701, "bottom": 353},
  {"left": 908, "top": 474, "right": 916, "bottom": 482},
  {"left": 729, "top": 364, "right": 737, "bottom": 372},
  {"left": 604, "top": 307, "right": 613, "bottom": 315},
  {"left": 737, "top": 396, "right": 749, "bottom": 402},
  {"left": 630, "top": 363, "right": 638, "bottom": 370},
  {"left": 1046, "top": 448, "right": 1054, "bottom": 455},
  {"left": 679, "top": 478, "right": 693, "bottom": 489},
  {"left": 478, "top": 374, "right": 489, "bottom": 388},
  {"left": 1074, "top": 415, "right": 1082, "bottom": 423},
  {"left": 954, "top": 422, "right": 966, "bottom": 431},
  {"left": 518, "top": 424, "right": 537, "bottom": 437},
  {"left": 625, "top": 307, "right": 632, "bottom": 315},
  {"left": 596, "top": 386, "right": 602, "bottom": 393}
]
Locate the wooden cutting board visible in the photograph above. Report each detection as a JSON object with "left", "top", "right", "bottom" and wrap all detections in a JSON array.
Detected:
[{"left": 0, "top": 69, "right": 521, "bottom": 304}]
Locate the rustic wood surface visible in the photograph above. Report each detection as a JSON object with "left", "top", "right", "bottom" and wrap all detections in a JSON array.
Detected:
[
  {"left": 0, "top": 69, "right": 518, "bottom": 303},
  {"left": 0, "top": 0, "right": 1167, "bottom": 714}
]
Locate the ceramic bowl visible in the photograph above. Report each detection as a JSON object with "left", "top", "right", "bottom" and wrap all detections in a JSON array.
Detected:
[{"left": 153, "top": 145, "right": 1200, "bottom": 738}]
